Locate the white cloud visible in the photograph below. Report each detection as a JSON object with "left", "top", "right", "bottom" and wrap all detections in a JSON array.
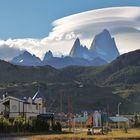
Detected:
[
  {"left": 0, "top": 6, "right": 140, "bottom": 60},
  {"left": 0, "top": 44, "right": 24, "bottom": 61},
  {"left": 49, "top": 6, "right": 140, "bottom": 54}
]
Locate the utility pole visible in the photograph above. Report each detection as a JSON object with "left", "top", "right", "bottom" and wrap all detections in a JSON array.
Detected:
[
  {"left": 67, "top": 94, "right": 73, "bottom": 131},
  {"left": 60, "top": 92, "right": 63, "bottom": 124},
  {"left": 118, "top": 102, "right": 121, "bottom": 129}
]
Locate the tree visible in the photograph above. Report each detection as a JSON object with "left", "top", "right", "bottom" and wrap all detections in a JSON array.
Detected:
[
  {"left": 133, "top": 113, "right": 140, "bottom": 128},
  {"left": 52, "top": 121, "right": 62, "bottom": 132},
  {"left": 13, "top": 115, "right": 25, "bottom": 132}
]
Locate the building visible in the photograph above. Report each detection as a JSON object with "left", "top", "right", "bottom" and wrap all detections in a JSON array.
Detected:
[
  {"left": 73, "top": 116, "right": 88, "bottom": 128},
  {"left": 0, "top": 89, "right": 46, "bottom": 118},
  {"left": 109, "top": 116, "right": 129, "bottom": 128},
  {"left": 70, "top": 111, "right": 103, "bottom": 128}
]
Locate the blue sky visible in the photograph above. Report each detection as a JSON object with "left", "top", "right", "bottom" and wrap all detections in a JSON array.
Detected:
[
  {"left": 0, "top": 0, "right": 139, "bottom": 60},
  {"left": 0, "top": 0, "right": 140, "bottom": 39}
]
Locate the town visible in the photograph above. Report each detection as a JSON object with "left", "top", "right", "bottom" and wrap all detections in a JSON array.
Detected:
[{"left": 0, "top": 89, "right": 140, "bottom": 139}]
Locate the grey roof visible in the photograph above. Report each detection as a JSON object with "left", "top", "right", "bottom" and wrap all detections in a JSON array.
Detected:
[
  {"left": 109, "top": 116, "right": 129, "bottom": 122},
  {"left": 74, "top": 116, "right": 88, "bottom": 123}
]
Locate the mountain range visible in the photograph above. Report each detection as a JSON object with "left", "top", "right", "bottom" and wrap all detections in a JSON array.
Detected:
[
  {"left": 11, "top": 29, "right": 120, "bottom": 68},
  {"left": 0, "top": 49, "right": 139, "bottom": 113}
]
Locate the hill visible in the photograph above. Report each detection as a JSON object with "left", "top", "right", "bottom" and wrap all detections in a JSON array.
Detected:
[
  {"left": 60, "top": 49, "right": 140, "bottom": 113},
  {"left": 0, "top": 49, "right": 139, "bottom": 114},
  {"left": 0, "top": 60, "right": 120, "bottom": 113},
  {"left": 62, "top": 49, "right": 140, "bottom": 85},
  {"left": 0, "top": 60, "right": 59, "bottom": 83}
]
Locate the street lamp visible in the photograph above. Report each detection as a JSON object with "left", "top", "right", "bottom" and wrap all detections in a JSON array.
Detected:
[
  {"left": 118, "top": 102, "right": 121, "bottom": 116},
  {"left": 118, "top": 102, "right": 121, "bottom": 129}
]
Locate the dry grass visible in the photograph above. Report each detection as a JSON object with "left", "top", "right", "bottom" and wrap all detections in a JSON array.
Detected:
[{"left": 28, "top": 129, "right": 140, "bottom": 140}]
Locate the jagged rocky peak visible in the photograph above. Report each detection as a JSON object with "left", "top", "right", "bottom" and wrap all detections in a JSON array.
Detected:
[
  {"left": 102, "top": 29, "right": 111, "bottom": 37},
  {"left": 43, "top": 50, "right": 53, "bottom": 61},
  {"left": 21, "top": 51, "right": 39, "bottom": 59},
  {"left": 14, "top": 50, "right": 33, "bottom": 59},
  {"left": 74, "top": 37, "right": 80, "bottom": 45},
  {"left": 22, "top": 50, "right": 32, "bottom": 56},
  {"left": 11, "top": 50, "right": 41, "bottom": 66},
  {"left": 94, "top": 29, "right": 110, "bottom": 40},
  {"left": 90, "top": 29, "right": 120, "bottom": 62},
  {"left": 69, "top": 37, "right": 82, "bottom": 57},
  {"left": 90, "top": 29, "right": 112, "bottom": 50},
  {"left": 69, "top": 29, "right": 120, "bottom": 62},
  {"left": 69, "top": 37, "right": 90, "bottom": 59}
]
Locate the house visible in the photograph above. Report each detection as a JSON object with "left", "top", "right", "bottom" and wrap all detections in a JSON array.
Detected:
[
  {"left": 70, "top": 111, "right": 103, "bottom": 128},
  {"left": 0, "top": 89, "right": 46, "bottom": 118},
  {"left": 86, "top": 111, "right": 105, "bottom": 127}
]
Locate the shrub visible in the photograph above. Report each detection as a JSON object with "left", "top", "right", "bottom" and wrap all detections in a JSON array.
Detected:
[
  {"left": 0, "top": 116, "right": 11, "bottom": 133},
  {"left": 22, "top": 118, "right": 32, "bottom": 132},
  {"left": 56, "top": 122, "right": 62, "bottom": 132},
  {"left": 13, "top": 115, "right": 32, "bottom": 132},
  {"left": 52, "top": 121, "right": 62, "bottom": 132},
  {"left": 13, "top": 115, "right": 24, "bottom": 132},
  {"left": 133, "top": 113, "right": 140, "bottom": 128},
  {"left": 122, "top": 125, "right": 128, "bottom": 133},
  {"left": 0, "top": 115, "right": 59, "bottom": 133}
]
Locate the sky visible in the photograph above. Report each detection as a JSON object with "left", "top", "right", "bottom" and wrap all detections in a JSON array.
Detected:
[{"left": 0, "top": 0, "right": 140, "bottom": 60}]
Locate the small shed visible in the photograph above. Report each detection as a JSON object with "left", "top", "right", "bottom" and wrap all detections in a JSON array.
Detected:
[
  {"left": 73, "top": 116, "right": 88, "bottom": 128},
  {"left": 109, "top": 116, "right": 129, "bottom": 128}
]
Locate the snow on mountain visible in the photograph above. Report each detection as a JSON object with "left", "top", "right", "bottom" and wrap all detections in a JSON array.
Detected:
[
  {"left": 11, "top": 51, "right": 41, "bottom": 66},
  {"left": 10, "top": 29, "right": 118, "bottom": 68}
]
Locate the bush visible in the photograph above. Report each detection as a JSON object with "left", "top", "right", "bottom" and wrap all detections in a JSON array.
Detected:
[
  {"left": 122, "top": 125, "right": 128, "bottom": 133},
  {"left": 13, "top": 115, "right": 25, "bottom": 132},
  {"left": 56, "top": 122, "right": 62, "bottom": 132},
  {"left": 0, "top": 116, "right": 11, "bottom": 133},
  {"left": 12, "top": 115, "right": 33, "bottom": 132},
  {"left": 52, "top": 121, "right": 62, "bottom": 132},
  {"left": 0, "top": 115, "right": 62, "bottom": 133},
  {"left": 22, "top": 118, "right": 32, "bottom": 132},
  {"left": 133, "top": 113, "right": 140, "bottom": 128}
]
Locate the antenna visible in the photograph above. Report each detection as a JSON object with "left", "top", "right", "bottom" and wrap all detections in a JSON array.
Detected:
[
  {"left": 67, "top": 94, "right": 73, "bottom": 131},
  {"left": 60, "top": 92, "right": 63, "bottom": 123}
]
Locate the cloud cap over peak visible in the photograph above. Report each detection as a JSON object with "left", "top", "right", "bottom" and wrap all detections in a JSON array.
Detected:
[{"left": 48, "top": 6, "right": 140, "bottom": 53}]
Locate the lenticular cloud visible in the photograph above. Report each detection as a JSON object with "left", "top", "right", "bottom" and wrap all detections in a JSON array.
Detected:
[
  {"left": 0, "top": 7, "right": 140, "bottom": 60},
  {"left": 50, "top": 6, "right": 140, "bottom": 39}
]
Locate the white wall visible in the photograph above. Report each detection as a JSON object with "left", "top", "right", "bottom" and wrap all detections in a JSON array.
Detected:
[
  {"left": 0, "top": 96, "right": 46, "bottom": 118},
  {"left": 9, "top": 99, "right": 24, "bottom": 118},
  {"left": 0, "top": 102, "right": 4, "bottom": 114}
]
